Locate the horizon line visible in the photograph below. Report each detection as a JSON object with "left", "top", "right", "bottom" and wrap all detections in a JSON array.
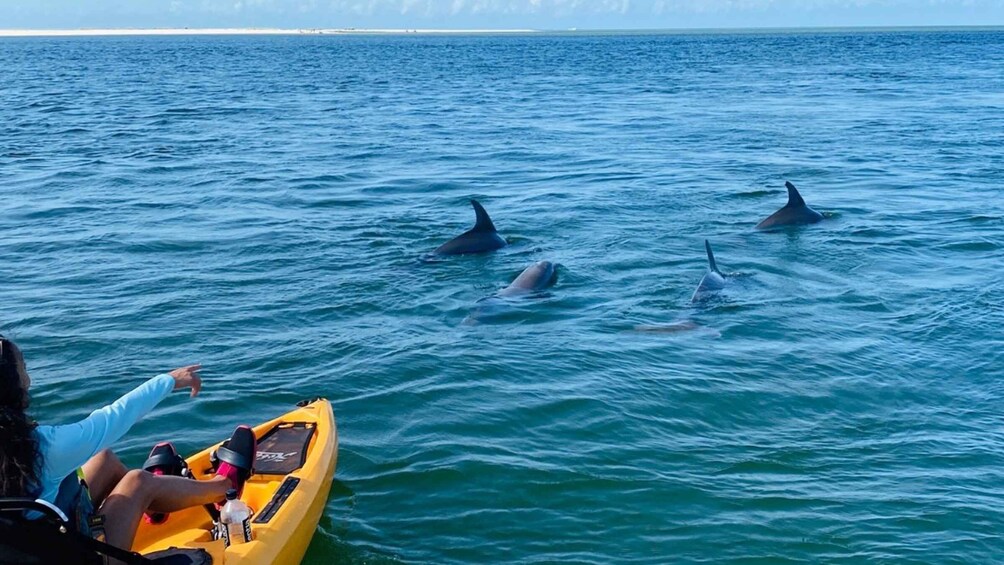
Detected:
[{"left": 1, "top": 24, "right": 1003, "bottom": 38}]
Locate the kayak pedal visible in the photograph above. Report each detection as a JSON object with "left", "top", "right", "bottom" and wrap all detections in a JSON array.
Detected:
[{"left": 142, "top": 442, "right": 187, "bottom": 525}]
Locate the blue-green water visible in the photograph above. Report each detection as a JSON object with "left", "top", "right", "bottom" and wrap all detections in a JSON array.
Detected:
[{"left": 2, "top": 29, "right": 1004, "bottom": 564}]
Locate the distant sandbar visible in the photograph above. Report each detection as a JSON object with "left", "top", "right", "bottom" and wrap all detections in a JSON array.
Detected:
[{"left": 0, "top": 28, "right": 538, "bottom": 37}]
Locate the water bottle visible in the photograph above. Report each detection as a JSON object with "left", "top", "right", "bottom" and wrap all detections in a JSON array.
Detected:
[{"left": 219, "top": 488, "right": 253, "bottom": 546}]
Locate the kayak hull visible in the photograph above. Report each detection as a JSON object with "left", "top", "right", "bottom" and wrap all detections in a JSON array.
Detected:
[{"left": 132, "top": 399, "right": 337, "bottom": 564}]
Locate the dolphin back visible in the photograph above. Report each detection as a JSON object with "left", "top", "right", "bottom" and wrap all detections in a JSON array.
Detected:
[
  {"left": 692, "top": 240, "right": 726, "bottom": 301},
  {"left": 433, "top": 199, "right": 508, "bottom": 255},
  {"left": 755, "top": 181, "right": 824, "bottom": 229},
  {"left": 499, "top": 261, "right": 558, "bottom": 296},
  {"left": 467, "top": 260, "right": 558, "bottom": 323}
]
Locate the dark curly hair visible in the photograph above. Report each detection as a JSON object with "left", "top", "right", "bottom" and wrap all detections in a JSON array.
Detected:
[{"left": 0, "top": 335, "right": 39, "bottom": 497}]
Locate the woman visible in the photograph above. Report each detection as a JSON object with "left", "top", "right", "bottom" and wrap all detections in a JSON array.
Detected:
[{"left": 0, "top": 334, "right": 254, "bottom": 554}]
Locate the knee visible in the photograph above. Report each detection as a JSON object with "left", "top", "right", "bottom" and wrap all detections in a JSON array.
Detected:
[
  {"left": 116, "top": 469, "right": 153, "bottom": 493},
  {"left": 99, "top": 469, "right": 157, "bottom": 518},
  {"left": 89, "top": 449, "right": 127, "bottom": 474},
  {"left": 94, "top": 449, "right": 121, "bottom": 465}
]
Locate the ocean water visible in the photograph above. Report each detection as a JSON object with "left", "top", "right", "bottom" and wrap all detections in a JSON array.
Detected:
[{"left": 2, "top": 29, "right": 1004, "bottom": 564}]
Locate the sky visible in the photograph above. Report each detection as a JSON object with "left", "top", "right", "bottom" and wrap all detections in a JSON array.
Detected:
[{"left": 2, "top": 0, "right": 1004, "bottom": 30}]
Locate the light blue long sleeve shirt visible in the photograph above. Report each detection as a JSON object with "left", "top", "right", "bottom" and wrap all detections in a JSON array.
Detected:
[{"left": 32, "top": 373, "right": 175, "bottom": 505}]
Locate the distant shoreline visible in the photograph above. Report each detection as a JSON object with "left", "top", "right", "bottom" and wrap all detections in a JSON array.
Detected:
[
  {"left": 0, "top": 25, "right": 1001, "bottom": 38},
  {"left": 0, "top": 28, "right": 538, "bottom": 37}
]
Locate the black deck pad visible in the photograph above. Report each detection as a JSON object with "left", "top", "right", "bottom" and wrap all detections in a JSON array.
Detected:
[{"left": 254, "top": 422, "right": 315, "bottom": 475}]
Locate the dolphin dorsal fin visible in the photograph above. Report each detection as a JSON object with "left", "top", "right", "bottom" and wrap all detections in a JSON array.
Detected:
[
  {"left": 470, "top": 199, "right": 497, "bottom": 232},
  {"left": 705, "top": 239, "right": 720, "bottom": 273},
  {"left": 785, "top": 181, "right": 806, "bottom": 208}
]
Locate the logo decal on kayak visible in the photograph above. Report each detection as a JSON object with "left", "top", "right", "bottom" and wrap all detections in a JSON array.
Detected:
[{"left": 256, "top": 451, "right": 299, "bottom": 462}]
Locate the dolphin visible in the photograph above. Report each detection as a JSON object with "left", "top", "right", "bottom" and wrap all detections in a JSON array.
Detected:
[
  {"left": 691, "top": 239, "right": 725, "bottom": 301},
  {"left": 496, "top": 261, "right": 558, "bottom": 297},
  {"left": 464, "top": 261, "right": 558, "bottom": 323},
  {"left": 755, "top": 181, "right": 824, "bottom": 229},
  {"left": 434, "top": 199, "right": 508, "bottom": 255}
]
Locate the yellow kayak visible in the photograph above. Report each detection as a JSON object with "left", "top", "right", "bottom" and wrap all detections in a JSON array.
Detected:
[{"left": 132, "top": 398, "right": 338, "bottom": 564}]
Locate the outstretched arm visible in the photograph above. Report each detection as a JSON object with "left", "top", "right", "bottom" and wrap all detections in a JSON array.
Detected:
[{"left": 38, "top": 365, "right": 202, "bottom": 480}]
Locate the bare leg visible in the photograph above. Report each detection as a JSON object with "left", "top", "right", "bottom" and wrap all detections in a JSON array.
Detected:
[
  {"left": 98, "top": 470, "right": 230, "bottom": 555},
  {"left": 81, "top": 449, "right": 128, "bottom": 507}
]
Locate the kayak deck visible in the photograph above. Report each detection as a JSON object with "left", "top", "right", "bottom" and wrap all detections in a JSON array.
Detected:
[{"left": 132, "top": 399, "right": 337, "bottom": 565}]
